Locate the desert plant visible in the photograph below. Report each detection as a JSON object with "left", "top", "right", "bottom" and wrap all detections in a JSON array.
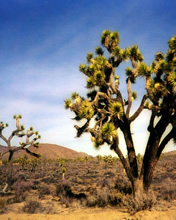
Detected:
[
  {"left": 62, "top": 167, "right": 66, "bottom": 180},
  {"left": 38, "top": 184, "right": 51, "bottom": 199},
  {"left": 18, "top": 155, "right": 29, "bottom": 170},
  {"left": 122, "top": 190, "right": 156, "bottom": 213},
  {"left": 22, "top": 200, "right": 42, "bottom": 213},
  {"left": 12, "top": 179, "right": 33, "bottom": 202},
  {"left": 65, "top": 30, "right": 176, "bottom": 199},
  {"left": 0, "top": 198, "right": 6, "bottom": 213},
  {"left": 0, "top": 115, "right": 41, "bottom": 192}
]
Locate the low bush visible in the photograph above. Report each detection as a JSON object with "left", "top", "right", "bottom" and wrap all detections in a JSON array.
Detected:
[
  {"left": 0, "top": 198, "right": 6, "bottom": 213},
  {"left": 23, "top": 200, "right": 42, "bottom": 213},
  {"left": 12, "top": 179, "right": 33, "bottom": 203},
  {"left": 122, "top": 191, "right": 156, "bottom": 213},
  {"left": 38, "top": 184, "right": 51, "bottom": 199}
]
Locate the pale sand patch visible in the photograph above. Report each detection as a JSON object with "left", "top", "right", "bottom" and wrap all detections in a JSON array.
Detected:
[{"left": 1, "top": 207, "right": 176, "bottom": 220}]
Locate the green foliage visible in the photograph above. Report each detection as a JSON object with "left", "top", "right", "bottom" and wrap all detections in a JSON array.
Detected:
[
  {"left": 110, "top": 31, "right": 120, "bottom": 42},
  {"left": 168, "top": 35, "right": 176, "bottom": 51},
  {"left": 20, "top": 125, "right": 25, "bottom": 130},
  {"left": 125, "top": 67, "right": 132, "bottom": 76},
  {"left": 79, "top": 64, "right": 87, "bottom": 73},
  {"left": 129, "top": 45, "right": 143, "bottom": 61},
  {"left": 113, "top": 46, "right": 120, "bottom": 56},
  {"left": 87, "top": 52, "right": 93, "bottom": 63},
  {"left": 101, "top": 30, "right": 111, "bottom": 46},
  {"left": 78, "top": 100, "right": 94, "bottom": 120},
  {"left": 89, "top": 64, "right": 96, "bottom": 73},
  {"left": 93, "top": 137, "right": 103, "bottom": 149},
  {"left": 71, "top": 92, "right": 79, "bottom": 100},
  {"left": 167, "top": 72, "right": 176, "bottom": 88},
  {"left": 109, "top": 102, "right": 123, "bottom": 118},
  {"left": 86, "top": 77, "right": 95, "bottom": 88},
  {"left": 132, "top": 91, "right": 138, "bottom": 100},
  {"left": 64, "top": 99, "right": 72, "bottom": 109},
  {"left": 155, "top": 52, "right": 164, "bottom": 61},
  {"left": 101, "top": 122, "right": 116, "bottom": 139},
  {"left": 138, "top": 62, "right": 152, "bottom": 76},
  {"left": 62, "top": 167, "right": 66, "bottom": 174},
  {"left": 95, "top": 47, "right": 104, "bottom": 55},
  {"left": 94, "top": 71, "right": 105, "bottom": 83}
]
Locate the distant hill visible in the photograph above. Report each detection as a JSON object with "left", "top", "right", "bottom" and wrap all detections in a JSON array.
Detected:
[{"left": 0, "top": 143, "right": 88, "bottom": 160}]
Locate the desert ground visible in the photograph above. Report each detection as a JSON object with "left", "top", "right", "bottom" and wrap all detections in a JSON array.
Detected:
[
  {"left": 0, "top": 145, "right": 176, "bottom": 219},
  {"left": 1, "top": 203, "right": 176, "bottom": 220}
]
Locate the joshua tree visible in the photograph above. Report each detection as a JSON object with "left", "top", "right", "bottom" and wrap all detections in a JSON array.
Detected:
[
  {"left": 62, "top": 167, "right": 66, "bottom": 180},
  {"left": 0, "top": 114, "right": 41, "bottom": 192},
  {"left": 65, "top": 30, "right": 176, "bottom": 197}
]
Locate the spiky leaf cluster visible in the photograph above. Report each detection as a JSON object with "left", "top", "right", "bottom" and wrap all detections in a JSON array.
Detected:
[
  {"left": 101, "top": 122, "right": 116, "bottom": 139},
  {"left": 129, "top": 45, "right": 144, "bottom": 61},
  {"left": 78, "top": 100, "right": 94, "bottom": 120},
  {"left": 109, "top": 102, "right": 123, "bottom": 119},
  {"left": 101, "top": 30, "right": 120, "bottom": 48}
]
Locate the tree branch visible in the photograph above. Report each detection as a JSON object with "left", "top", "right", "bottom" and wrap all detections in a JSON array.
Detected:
[
  {"left": 130, "top": 94, "right": 147, "bottom": 122},
  {"left": 0, "top": 133, "right": 8, "bottom": 144},
  {"left": 91, "top": 92, "right": 110, "bottom": 106},
  {"left": 126, "top": 78, "right": 132, "bottom": 118},
  {"left": 25, "top": 148, "right": 40, "bottom": 158},
  {"left": 8, "top": 128, "right": 21, "bottom": 147},
  {"left": 111, "top": 136, "right": 134, "bottom": 183},
  {"left": 74, "top": 120, "right": 90, "bottom": 137},
  {"left": 157, "top": 127, "right": 175, "bottom": 159}
]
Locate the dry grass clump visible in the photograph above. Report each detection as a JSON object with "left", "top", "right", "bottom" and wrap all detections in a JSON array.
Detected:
[{"left": 22, "top": 200, "right": 42, "bottom": 213}]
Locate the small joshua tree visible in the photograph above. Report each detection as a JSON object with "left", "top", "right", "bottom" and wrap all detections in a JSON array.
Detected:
[
  {"left": 0, "top": 114, "right": 41, "bottom": 192},
  {"left": 65, "top": 30, "right": 176, "bottom": 198},
  {"left": 62, "top": 167, "right": 66, "bottom": 180}
]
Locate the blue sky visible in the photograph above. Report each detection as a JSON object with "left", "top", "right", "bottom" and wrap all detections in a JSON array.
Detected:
[{"left": 0, "top": 0, "right": 176, "bottom": 156}]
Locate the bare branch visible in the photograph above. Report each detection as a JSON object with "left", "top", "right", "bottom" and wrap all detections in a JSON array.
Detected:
[
  {"left": 25, "top": 148, "right": 40, "bottom": 158},
  {"left": 0, "top": 133, "right": 8, "bottom": 144},
  {"left": 74, "top": 120, "right": 90, "bottom": 137},
  {"left": 92, "top": 92, "right": 110, "bottom": 106},
  {"left": 130, "top": 94, "right": 147, "bottom": 122},
  {"left": 126, "top": 77, "right": 132, "bottom": 118},
  {"left": 111, "top": 136, "right": 134, "bottom": 182},
  {"left": 157, "top": 127, "right": 175, "bottom": 159}
]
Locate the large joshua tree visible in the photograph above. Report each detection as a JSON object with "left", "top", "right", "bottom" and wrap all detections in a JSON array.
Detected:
[
  {"left": 0, "top": 114, "right": 41, "bottom": 192},
  {"left": 65, "top": 30, "right": 176, "bottom": 197}
]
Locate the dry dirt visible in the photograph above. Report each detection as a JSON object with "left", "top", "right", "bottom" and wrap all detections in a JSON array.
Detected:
[{"left": 1, "top": 203, "right": 176, "bottom": 220}]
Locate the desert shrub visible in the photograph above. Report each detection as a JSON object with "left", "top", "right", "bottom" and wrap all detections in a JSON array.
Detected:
[
  {"left": 38, "top": 184, "right": 51, "bottom": 199},
  {"left": 42, "top": 177, "right": 56, "bottom": 184},
  {"left": 23, "top": 200, "right": 43, "bottom": 213},
  {"left": 115, "top": 179, "right": 132, "bottom": 194},
  {"left": 122, "top": 191, "right": 156, "bottom": 213},
  {"left": 56, "top": 179, "right": 72, "bottom": 197},
  {"left": 86, "top": 187, "right": 109, "bottom": 207},
  {"left": 43, "top": 201, "right": 58, "bottom": 214},
  {"left": 56, "top": 180, "right": 86, "bottom": 207},
  {"left": 56, "top": 180, "right": 74, "bottom": 207},
  {"left": 160, "top": 177, "right": 176, "bottom": 201},
  {"left": 0, "top": 198, "right": 6, "bottom": 213},
  {"left": 12, "top": 179, "right": 33, "bottom": 203},
  {"left": 86, "top": 195, "right": 98, "bottom": 207},
  {"left": 108, "top": 190, "right": 124, "bottom": 206}
]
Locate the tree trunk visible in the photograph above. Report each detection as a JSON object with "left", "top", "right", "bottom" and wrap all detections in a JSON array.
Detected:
[
  {"left": 132, "top": 178, "right": 144, "bottom": 198},
  {"left": 121, "top": 118, "right": 138, "bottom": 179}
]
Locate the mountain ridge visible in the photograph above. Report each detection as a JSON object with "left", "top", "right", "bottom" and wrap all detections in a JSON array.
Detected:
[{"left": 0, "top": 143, "right": 88, "bottom": 160}]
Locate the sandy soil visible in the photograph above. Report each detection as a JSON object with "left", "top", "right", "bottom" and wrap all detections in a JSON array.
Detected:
[{"left": 1, "top": 206, "right": 176, "bottom": 220}]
